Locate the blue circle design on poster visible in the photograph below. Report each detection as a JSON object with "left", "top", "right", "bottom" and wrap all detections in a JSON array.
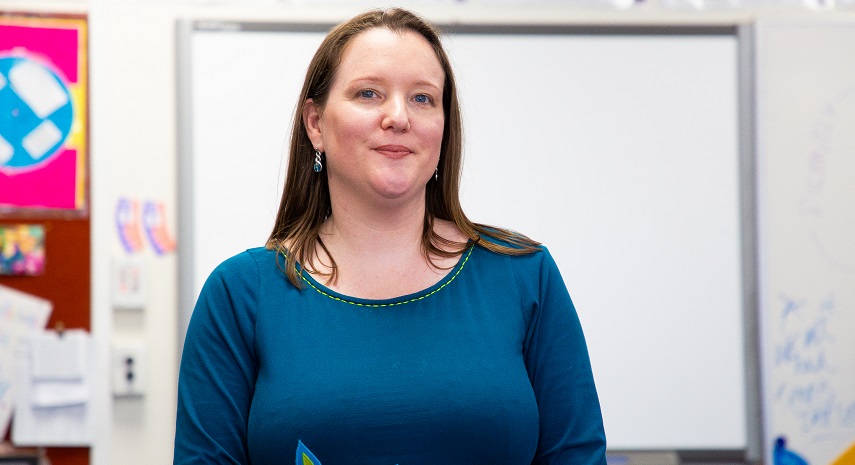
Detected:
[{"left": 0, "top": 55, "right": 74, "bottom": 173}]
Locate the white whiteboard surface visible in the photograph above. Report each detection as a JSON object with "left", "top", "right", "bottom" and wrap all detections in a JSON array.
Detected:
[
  {"left": 178, "top": 22, "right": 755, "bottom": 453},
  {"left": 756, "top": 20, "right": 855, "bottom": 465}
]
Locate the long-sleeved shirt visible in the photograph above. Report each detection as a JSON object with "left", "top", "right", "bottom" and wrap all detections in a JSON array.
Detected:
[{"left": 174, "top": 242, "right": 607, "bottom": 465}]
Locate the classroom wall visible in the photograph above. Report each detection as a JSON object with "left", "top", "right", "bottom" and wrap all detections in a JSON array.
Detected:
[
  {"left": 3, "top": 1, "right": 855, "bottom": 464},
  {"left": 94, "top": 5, "right": 178, "bottom": 465}
]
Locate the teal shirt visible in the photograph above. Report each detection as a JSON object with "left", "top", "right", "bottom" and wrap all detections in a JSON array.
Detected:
[{"left": 174, "top": 243, "right": 606, "bottom": 465}]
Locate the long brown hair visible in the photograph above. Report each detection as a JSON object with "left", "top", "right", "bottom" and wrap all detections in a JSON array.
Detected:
[{"left": 267, "top": 7, "right": 539, "bottom": 288}]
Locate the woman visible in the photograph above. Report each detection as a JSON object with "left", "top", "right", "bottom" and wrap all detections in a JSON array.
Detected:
[{"left": 175, "top": 8, "right": 606, "bottom": 465}]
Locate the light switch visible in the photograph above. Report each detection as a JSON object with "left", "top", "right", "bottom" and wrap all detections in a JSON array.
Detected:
[{"left": 112, "top": 257, "right": 146, "bottom": 310}]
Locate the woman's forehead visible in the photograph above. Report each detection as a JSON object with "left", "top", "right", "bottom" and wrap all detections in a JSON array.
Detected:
[{"left": 335, "top": 28, "right": 445, "bottom": 84}]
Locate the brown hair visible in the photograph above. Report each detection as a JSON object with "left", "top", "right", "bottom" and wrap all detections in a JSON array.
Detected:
[{"left": 267, "top": 7, "right": 539, "bottom": 288}]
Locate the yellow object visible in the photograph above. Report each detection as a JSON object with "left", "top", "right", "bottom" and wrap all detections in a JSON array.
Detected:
[
  {"left": 832, "top": 441, "right": 855, "bottom": 465},
  {"left": 302, "top": 452, "right": 314, "bottom": 465}
]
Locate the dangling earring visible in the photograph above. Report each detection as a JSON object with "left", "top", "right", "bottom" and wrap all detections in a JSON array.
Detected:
[
  {"left": 313, "top": 149, "right": 323, "bottom": 173},
  {"left": 434, "top": 167, "right": 438, "bottom": 182}
]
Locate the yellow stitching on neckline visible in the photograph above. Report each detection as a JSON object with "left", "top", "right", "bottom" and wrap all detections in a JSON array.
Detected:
[{"left": 299, "top": 245, "right": 474, "bottom": 307}]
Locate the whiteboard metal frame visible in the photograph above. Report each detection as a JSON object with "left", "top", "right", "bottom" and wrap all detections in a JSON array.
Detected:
[{"left": 737, "top": 23, "right": 762, "bottom": 465}]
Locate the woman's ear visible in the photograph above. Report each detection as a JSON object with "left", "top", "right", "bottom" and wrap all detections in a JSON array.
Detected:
[{"left": 303, "top": 99, "right": 323, "bottom": 151}]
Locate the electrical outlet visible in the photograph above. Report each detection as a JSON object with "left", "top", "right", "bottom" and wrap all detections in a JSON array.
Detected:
[{"left": 112, "top": 342, "right": 146, "bottom": 397}]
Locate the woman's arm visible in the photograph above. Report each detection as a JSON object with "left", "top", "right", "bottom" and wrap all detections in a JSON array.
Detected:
[
  {"left": 524, "top": 248, "right": 608, "bottom": 465},
  {"left": 174, "top": 253, "right": 260, "bottom": 464}
]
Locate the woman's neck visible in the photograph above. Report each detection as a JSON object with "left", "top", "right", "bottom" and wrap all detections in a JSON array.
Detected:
[
  {"left": 319, "top": 198, "right": 427, "bottom": 265},
  {"left": 307, "top": 192, "right": 469, "bottom": 298}
]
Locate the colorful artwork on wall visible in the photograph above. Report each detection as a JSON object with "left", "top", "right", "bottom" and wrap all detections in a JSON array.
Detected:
[
  {"left": 116, "top": 198, "right": 145, "bottom": 254},
  {"left": 142, "top": 200, "right": 176, "bottom": 255},
  {"left": 0, "top": 14, "right": 88, "bottom": 213},
  {"left": 115, "top": 198, "right": 177, "bottom": 256},
  {"left": 0, "top": 224, "right": 46, "bottom": 276}
]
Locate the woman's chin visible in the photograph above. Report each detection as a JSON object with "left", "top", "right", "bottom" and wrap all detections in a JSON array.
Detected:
[{"left": 371, "top": 178, "right": 425, "bottom": 202}]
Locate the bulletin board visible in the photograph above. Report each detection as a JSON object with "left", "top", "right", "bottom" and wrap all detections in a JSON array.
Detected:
[
  {"left": 177, "top": 21, "right": 761, "bottom": 459},
  {"left": 0, "top": 217, "right": 90, "bottom": 465},
  {"left": 0, "top": 13, "right": 89, "bottom": 215},
  {"left": 0, "top": 12, "right": 90, "bottom": 465}
]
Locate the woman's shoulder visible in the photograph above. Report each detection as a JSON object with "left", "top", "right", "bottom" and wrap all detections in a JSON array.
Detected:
[
  {"left": 197, "top": 246, "right": 290, "bottom": 308},
  {"left": 213, "top": 246, "right": 274, "bottom": 271},
  {"left": 468, "top": 236, "right": 564, "bottom": 305},
  {"left": 471, "top": 231, "right": 556, "bottom": 275},
  {"left": 203, "top": 247, "right": 281, "bottom": 288}
]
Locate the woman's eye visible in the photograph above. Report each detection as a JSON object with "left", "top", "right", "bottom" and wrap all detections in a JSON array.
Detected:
[
  {"left": 359, "top": 89, "right": 376, "bottom": 99},
  {"left": 414, "top": 94, "right": 432, "bottom": 104}
]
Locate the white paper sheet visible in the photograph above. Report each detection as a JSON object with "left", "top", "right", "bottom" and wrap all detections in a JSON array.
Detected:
[
  {"left": 28, "top": 331, "right": 90, "bottom": 408},
  {"left": 0, "top": 285, "right": 52, "bottom": 440},
  {"left": 12, "top": 329, "right": 95, "bottom": 446},
  {"left": 30, "top": 330, "right": 87, "bottom": 381}
]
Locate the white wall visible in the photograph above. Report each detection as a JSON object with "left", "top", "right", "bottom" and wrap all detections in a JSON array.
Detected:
[
  {"left": 2, "top": 1, "right": 855, "bottom": 464},
  {"left": 96, "top": 5, "right": 179, "bottom": 464}
]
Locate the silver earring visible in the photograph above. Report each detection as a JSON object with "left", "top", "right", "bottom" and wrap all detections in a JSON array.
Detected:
[
  {"left": 313, "top": 149, "right": 323, "bottom": 173},
  {"left": 434, "top": 167, "right": 438, "bottom": 181}
]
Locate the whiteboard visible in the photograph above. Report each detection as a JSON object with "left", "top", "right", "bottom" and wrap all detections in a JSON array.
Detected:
[
  {"left": 755, "top": 20, "right": 855, "bottom": 465},
  {"left": 177, "top": 21, "right": 759, "bottom": 455}
]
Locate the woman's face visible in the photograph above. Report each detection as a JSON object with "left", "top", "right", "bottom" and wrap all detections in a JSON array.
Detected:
[{"left": 304, "top": 27, "right": 445, "bottom": 208}]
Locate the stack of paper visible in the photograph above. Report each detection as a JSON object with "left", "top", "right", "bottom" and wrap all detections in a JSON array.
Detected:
[
  {"left": 12, "top": 330, "right": 95, "bottom": 446},
  {"left": 0, "top": 285, "right": 52, "bottom": 439}
]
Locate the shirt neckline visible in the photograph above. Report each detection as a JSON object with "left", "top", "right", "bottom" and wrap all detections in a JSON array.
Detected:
[{"left": 294, "top": 243, "right": 475, "bottom": 308}]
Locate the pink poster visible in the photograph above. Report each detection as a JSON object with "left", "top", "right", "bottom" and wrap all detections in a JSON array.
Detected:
[{"left": 0, "top": 15, "right": 88, "bottom": 213}]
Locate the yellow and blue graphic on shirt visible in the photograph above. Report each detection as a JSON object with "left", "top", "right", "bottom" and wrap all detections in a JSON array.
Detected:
[
  {"left": 297, "top": 441, "right": 400, "bottom": 465},
  {"left": 296, "top": 440, "right": 321, "bottom": 465}
]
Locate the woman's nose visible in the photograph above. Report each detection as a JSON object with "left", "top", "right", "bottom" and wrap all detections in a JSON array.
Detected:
[{"left": 381, "top": 96, "right": 410, "bottom": 132}]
